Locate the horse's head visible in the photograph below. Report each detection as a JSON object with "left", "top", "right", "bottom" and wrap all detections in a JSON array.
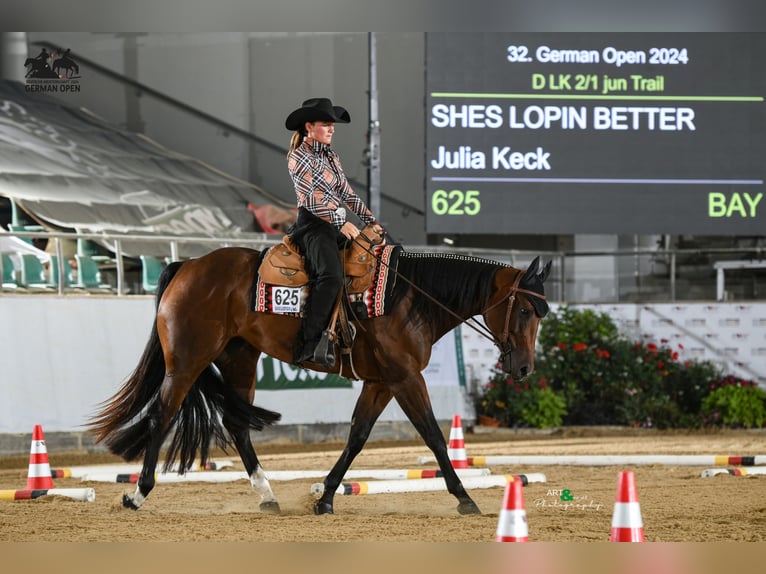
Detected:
[{"left": 482, "top": 256, "right": 552, "bottom": 380}]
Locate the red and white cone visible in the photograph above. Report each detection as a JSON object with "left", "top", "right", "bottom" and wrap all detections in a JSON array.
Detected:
[
  {"left": 26, "top": 424, "right": 54, "bottom": 490},
  {"left": 495, "top": 477, "right": 529, "bottom": 542},
  {"left": 610, "top": 470, "right": 645, "bottom": 542},
  {"left": 447, "top": 415, "right": 468, "bottom": 469}
]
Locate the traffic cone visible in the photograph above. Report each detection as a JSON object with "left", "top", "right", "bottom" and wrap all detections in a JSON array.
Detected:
[
  {"left": 610, "top": 470, "right": 645, "bottom": 542},
  {"left": 447, "top": 415, "right": 468, "bottom": 469},
  {"left": 26, "top": 425, "right": 54, "bottom": 490},
  {"left": 495, "top": 477, "right": 528, "bottom": 542}
]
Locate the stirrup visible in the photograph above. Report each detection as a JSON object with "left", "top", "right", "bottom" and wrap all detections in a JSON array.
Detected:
[{"left": 312, "top": 330, "right": 336, "bottom": 368}]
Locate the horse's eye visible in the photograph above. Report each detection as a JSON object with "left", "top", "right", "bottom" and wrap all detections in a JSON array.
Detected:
[{"left": 520, "top": 307, "right": 530, "bottom": 316}]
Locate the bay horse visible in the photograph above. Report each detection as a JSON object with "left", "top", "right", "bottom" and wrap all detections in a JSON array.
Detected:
[{"left": 88, "top": 245, "right": 551, "bottom": 515}]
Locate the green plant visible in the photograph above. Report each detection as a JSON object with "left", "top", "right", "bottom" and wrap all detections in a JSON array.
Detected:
[
  {"left": 475, "top": 372, "right": 567, "bottom": 428},
  {"left": 701, "top": 377, "right": 766, "bottom": 428},
  {"left": 520, "top": 384, "right": 567, "bottom": 428},
  {"left": 475, "top": 306, "right": 750, "bottom": 430}
]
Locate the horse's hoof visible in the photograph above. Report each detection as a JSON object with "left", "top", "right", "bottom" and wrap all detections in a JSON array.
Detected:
[
  {"left": 122, "top": 494, "right": 140, "bottom": 511},
  {"left": 457, "top": 500, "right": 481, "bottom": 515},
  {"left": 260, "top": 500, "right": 281, "bottom": 514},
  {"left": 314, "top": 500, "right": 334, "bottom": 515}
]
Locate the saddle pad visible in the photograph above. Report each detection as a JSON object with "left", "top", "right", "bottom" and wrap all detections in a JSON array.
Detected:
[{"left": 253, "top": 244, "right": 402, "bottom": 318}]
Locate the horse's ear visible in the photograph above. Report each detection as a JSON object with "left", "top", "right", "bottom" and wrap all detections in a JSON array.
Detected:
[
  {"left": 539, "top": 260, "right": 552, "bottom": 283},
  {"left": 524, "top": 256, "right": 540, "bottom": 279}
]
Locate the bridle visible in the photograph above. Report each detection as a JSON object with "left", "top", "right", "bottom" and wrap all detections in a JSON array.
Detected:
[{"left": 479, "top": 269, "right": 548, "bottom": 360}]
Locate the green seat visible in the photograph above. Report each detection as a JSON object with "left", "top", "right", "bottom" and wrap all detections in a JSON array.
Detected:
[
  {"left": 8, "top": 223, "right": 46, "bottom": 245},
  {"left": 140, "top": 255, "right": 165, "bottom": 294},
  {"left": 49, "top": 255, "right": 74, "bottom": 289},
  {"left": 18, "top": 253, "right": 53, "bottom": 290},
  {"left": 73, "top": 254, "right": 113, "bottom": 291},
  {"left": 2, "top": 253, "right": 21, "bottom": 290}
]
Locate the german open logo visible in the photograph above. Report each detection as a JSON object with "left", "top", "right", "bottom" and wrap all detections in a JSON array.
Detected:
[{"left": 24, "top": 47, "right": 81, "bottom": 93}]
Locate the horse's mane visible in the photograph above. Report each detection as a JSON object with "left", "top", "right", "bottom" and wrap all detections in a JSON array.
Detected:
[{"left": 391, "top": 252, "right": 504, "bottom": 329}]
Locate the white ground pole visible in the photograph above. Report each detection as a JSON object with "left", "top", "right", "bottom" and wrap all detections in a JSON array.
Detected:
[
  {"left": 81, "top": 467, "right": 492, "bottom": 483},
  {"left": 417, "top": 454, "right": 766, "bottom": 466},
  {"left": 53, "top": 460, "right": 234, "bottom": 478},
  {"left": 0, "top": 488, "right": 96, "bottom": 502},
  {"left": 701, "top": 466, "right": 766, "bottom": 477},
  {"left": 311, "top": 473, "right": 547, "bottom": 497}
]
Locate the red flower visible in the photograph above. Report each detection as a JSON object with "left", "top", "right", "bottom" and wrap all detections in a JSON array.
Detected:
[
  {"left": 647, "top": 343, "right": 658, "bottom": 351},
  {"left": 557, "top": 343, "right": 568, "bottom": 350},
  {"left": 595, "top": 348, "right": 611, "bottom": 359},
  {"left": 657, "top": 361, "right": 665, "bottom": 370},
  {"left": 573, "top": 343, "right": 588, "bottom": 351},
  {"left": 671, "top": 351, "right": 679, "bottom": 361}
]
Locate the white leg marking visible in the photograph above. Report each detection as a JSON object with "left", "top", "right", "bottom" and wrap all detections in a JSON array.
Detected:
[
  {"left": 131, "top": 486, "right": 146, "bottom": 508},
  {"left": 250, "top": 466, "right": 277, "bottom": 504}
]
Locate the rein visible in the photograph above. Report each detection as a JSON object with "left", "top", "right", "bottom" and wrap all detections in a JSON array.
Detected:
[{"left": 349, "top": 232, "right": 547, "bottom": 349}]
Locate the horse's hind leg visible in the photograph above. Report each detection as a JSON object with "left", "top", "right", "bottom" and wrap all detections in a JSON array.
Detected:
[
  {"left": 215, "top": 339, "right": 279, "bottom": 513},
  {"left": 392, "top": 375, "right": 481, "bottom": 515},
  {"left": 315, "top": 382, "right": 393, "bottom": 515},
  {"left": 123, "top": 372, "right": 196, "bottom": 510}
]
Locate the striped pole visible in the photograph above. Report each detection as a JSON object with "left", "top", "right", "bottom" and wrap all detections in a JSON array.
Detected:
[
  {"left": 311, "top": 473, "right": 546, "bottom": 497},
  {"left": 52, "top": 460, "right": 234, "bottom": 479},
  {"left": 496, "top": 478, "right": 529, "bottom": 542},
  {"left": 0, "top": 488, "right": 96, "bottom": 502},
  {"left": 418, "top": 454, "right": 766, "bottom": 466},
  {"left": 26, "top": 425, "right": 54, "bottom": 490},
  {"left": 81, "top": 467, "right": 492, "bottom": 484},
  {"left": 701, "top": 466, "right": 766, "bottom": 477},
  {"left": 610, "top": 471, "right": 644, "bottom": 542}
]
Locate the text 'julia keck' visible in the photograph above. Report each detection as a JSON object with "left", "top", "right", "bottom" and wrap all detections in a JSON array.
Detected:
[{"left": 431, "top": 146, "right": 551, "bottom": 171}]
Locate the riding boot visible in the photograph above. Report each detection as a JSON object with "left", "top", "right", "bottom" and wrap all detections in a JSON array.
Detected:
[
  {"left": 291, "top": 210, "right": 345, "bottom": 368},
  {"left": 294, "top": 283, "right": 341, "bottom": 367}
]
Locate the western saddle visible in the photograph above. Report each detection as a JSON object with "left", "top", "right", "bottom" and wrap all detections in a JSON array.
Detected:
[{"left": 258, "top": 225, "right": 386, "bottom": 368}]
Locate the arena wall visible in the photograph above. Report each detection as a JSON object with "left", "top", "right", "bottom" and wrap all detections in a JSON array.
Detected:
[
  {"left": 0, "top": 295, "right": 471, "bottom": 452},
  {"left": 1, "top": 296, "right": 764, "bottom": 454}
]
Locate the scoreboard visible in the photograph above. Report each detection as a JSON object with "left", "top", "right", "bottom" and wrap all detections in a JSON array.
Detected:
[{"left": 425, "top": 33, "right": 766, "bottom": 234}]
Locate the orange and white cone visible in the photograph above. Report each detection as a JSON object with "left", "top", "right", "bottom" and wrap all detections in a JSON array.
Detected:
[
  {"left": 26, "top": 424, "right": 54, "bottom": 490},
  {"left": 610, "top": 470, "right": 645, "bottom": 542},
  {"left": 447, "top": 415, "right": 468, "bottom": 469},
  {"left": 495, "top": 477, "right": 529, "bottom": 542}
]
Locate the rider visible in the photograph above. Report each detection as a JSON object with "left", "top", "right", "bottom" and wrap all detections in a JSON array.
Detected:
[
  {"left": 34, "top": 48, "right": 50, "bottom": 63},
  {"left": 285, "top": 97, "right": 384, "bottom": 368}
]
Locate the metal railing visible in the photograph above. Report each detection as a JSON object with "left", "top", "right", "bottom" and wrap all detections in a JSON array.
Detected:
[{"left": 2, "top": 229, "right": 766, "bottom": 301}]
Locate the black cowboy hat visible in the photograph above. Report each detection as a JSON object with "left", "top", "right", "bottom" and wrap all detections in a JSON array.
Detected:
[{"left": 285, "top": 97, "right": 351, "bottom": 131}]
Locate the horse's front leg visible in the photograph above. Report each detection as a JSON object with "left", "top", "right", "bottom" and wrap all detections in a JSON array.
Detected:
[
  {"left": 392, "top": 375, "right": 481, "bottom": 515},
  {"left": 314, "top": 382, "right": 392, "bottom": 515}
]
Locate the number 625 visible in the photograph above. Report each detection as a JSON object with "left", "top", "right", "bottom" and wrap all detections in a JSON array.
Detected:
[{"left": 431, "top": 189, "right": 481, "bottom": 215}]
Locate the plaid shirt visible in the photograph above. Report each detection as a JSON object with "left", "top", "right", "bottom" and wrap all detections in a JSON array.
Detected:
[{"left": 287, "top": 139, "right": 375, "bottom": 229}]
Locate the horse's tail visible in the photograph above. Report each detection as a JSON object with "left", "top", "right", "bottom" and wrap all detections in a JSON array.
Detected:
[
  {"left": 88, "top": 260, "right": 280, "bottom": 470},
  {"left": 87, "top": 262, "right": 184, "bottom": 454}
]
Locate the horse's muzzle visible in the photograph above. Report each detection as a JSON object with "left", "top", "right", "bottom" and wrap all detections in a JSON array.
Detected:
[{"left": 500, "top": 347, "right": 533, "bottom": 380}]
